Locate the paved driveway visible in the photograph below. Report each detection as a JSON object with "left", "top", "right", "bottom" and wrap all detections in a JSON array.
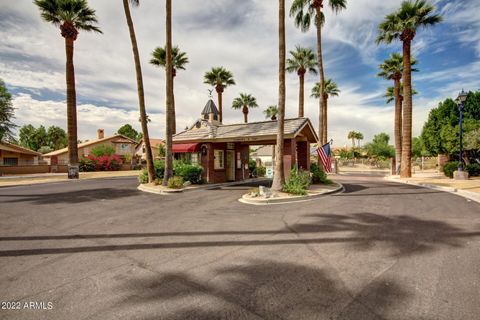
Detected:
[{"left": 0, "top": 174, "right": 479, "bottom": 320}]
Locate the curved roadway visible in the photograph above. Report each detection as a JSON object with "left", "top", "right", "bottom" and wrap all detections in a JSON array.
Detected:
[{"left": 0, "top": 173, "right": 479, "bottom": 319}]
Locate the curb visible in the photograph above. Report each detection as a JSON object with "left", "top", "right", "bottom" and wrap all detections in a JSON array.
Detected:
[
  {"left": 385, "top": 176, "right": 480, "bottom": 204},
  {"left": 137, "top": 178, "right": 270, "bottom": 195},
  {"left": 239, "top": 182, "right": 344, "bottom": 205}
]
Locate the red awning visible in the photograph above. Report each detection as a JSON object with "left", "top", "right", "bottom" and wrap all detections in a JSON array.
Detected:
[{"left": 172, "top": 143, "right": 199, "bottom": 153}]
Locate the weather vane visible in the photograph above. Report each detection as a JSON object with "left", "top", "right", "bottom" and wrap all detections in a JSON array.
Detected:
[{"left": 208, "top": 89, "right": 213, "bottom": 99}]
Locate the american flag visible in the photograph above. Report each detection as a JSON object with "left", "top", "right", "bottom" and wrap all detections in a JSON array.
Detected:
[{"left": 316, "top": 143, "right": 332, "bottom": 173}]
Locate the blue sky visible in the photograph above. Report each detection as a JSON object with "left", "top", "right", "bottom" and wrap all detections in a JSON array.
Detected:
[{"left": 0, "top": 0, "right": 479, "bottom": 146}]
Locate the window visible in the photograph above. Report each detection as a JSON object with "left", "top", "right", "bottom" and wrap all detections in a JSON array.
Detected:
[
  {"left": 3, "top": 158, "right": 18, "bottom": 166},
  {"left": 120, "top": 144, "right": 129, "bottom": 151},
  {"left": 191, "top": 153, "right": 199, "bottom": 165},
  {"left": 214, "top": 150, "right": 224, "bottom": 169}
]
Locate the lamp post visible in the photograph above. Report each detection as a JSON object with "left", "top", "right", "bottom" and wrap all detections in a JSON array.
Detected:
[
  {"left": 456, "top": 90, "right": 468, "bottom": 171},
  {"left": 454, "top": 89, "right": 468, "bottom": 180}
]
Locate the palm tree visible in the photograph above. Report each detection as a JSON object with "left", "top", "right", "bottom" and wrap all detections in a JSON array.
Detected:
[
  {"left": 290, "top": 0, "right": 347, "bottom": 145},
  {"left": 272, "top": 0, "right": 286, "bottom": 192},
  {"left": 385, "top": 85, "right": 418, "bottom": 103},
  {"left": 163, "top": 0, "right": 174, "bottom": 186},
  {"left": 312, "top": 79, "right": 339, "bottom": 142},
  {"left": 121, "top": 0, "right": 155, "bottom": 183},
  {"left": 264, "top": 105, "right": 278, "bottom": 121},
  {"left": 347, "top": 131, "right": 357, "bottom": 149},
  {"left": 286, "top": 46, "right": 317, "bottom": 117},
  {"left": 150, "top": 45, "right": 189, "bottom": 134},
  {"left": 377, "top": 0, "right": 441, "bottom": 178},
  {"left": 355, "top": 132, "right": 364, "bottom": 148},
  {"left": 203, "top": 67, "right": 235, "bottom": 123},
  {"left": 378, "top": 53, "right": 417, "bottom": 175},
  {"left": 232, "top": 93, "right": 258, "bottom": 123},
  {"left": 264, "top": 105, "right": 279, "bottom": 162},
  {"left": 34, "top": 0, "right": 101, "bottom": 179}
]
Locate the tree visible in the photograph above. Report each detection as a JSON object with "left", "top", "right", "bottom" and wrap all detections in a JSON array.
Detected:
[
  {"left": 378, "top": 53, "right": 417, "bottom": 174},
  {"left": 347, "top": 131, "right": 357, "bottom": 149},
  {"left": 290, "top": 0, "right": 347, "bottom": 144},
  {"left": 117, "top": 124, "right": 140, "bottom": 141},
  {"left": 412, "top": 136, "right": 428, "bottom": 158},
  {"left": 286, "top": 46, "right": 317, "bottom": 117},
  {"left": 232, "top": 93, "right": 258, "bottom": 123},
  {"left": 19, "top": 125, "right": 67, "bottom": 151},
  {"left": 272, "top": 0, "right": 286, "bottom": 192},
  {"left": 150, "top": 45, "right": 189, "bottom": 134},
  {"left": 356, "top": 132, "right": 364, "bottom": 148},
  {"left": 421, "top": 93, "right": 480, "bottom": 156},
  {"left": 312, "top": 79, "right": 339, "bottom": 141},
  {"left": 365, "top": 133, "right": 395, "bottom": 159},
  {"left": 34, "top": 0, "right": 102, "bottom": 179},
  {"left": 464, "top": 129, "right": 480, "bottom": 151},
  {"left": 377, "top": 0, "right": 442, "bottom": 178},
  {"left": 203, "top": 67, "right": 235, "bottom": 123},
  {"left": 47, "top": 125, "right": 67, "bottom": 150},
  {"left": 264, "top": 105, "right": 278, "bottom": 120},
  {"left": 122, "top": 0, "right": 155, "bottom": 183},
  {"left": 264, "top": 105, "right": 279, "bottom": 162},
  {"left": 163, "top": 0, "right": 174, "bottom": 186},
  {"left": 0, "top": 79, "right": 16, "bottom": 141},
  {"left": 384, "top": 84, "right": 417, "bottom": 104}
]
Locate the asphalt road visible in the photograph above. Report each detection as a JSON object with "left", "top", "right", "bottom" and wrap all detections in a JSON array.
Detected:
[{"left": 0, "top": 174, "right": 479, "bottom": 320}]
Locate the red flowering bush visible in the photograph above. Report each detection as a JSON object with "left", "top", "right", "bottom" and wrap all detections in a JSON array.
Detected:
[{"left": 87, "top": 154, "right": 122, "bottom": 171}]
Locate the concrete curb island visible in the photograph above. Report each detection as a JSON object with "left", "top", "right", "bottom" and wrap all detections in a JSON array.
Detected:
[
  {"left": 137, "top": 178, "right": 269, "bottom": 195},
  {"left": 239, "top": 182, "right": 344, "bottom": 205},
  {"left": 385, "top": 176, "right": 480, "bottom": 204}
]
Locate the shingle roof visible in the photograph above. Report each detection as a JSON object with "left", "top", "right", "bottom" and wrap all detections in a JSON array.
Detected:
[
  {"left": 0, "top": 141, "right": 41, "bottom": 156},
  {"left": 173, "top": 118, "right": 317, "bottom": 142},
  {"left": 201, "top": 99, "right": 219, "bottom": 116},
  {"left": 44, "top": 134, "right": 137, "bottom": 157}
]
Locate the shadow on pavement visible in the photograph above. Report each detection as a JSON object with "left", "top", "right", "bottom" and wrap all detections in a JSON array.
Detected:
[
  {"left": 116, "top": 259, "right": 419, "bottom": 320},
  {"left": 1, "top": 213, "right": 478, "bottom": 258},
  {"left": 0, "top": 188, "right": 140, "bottom": 204}
]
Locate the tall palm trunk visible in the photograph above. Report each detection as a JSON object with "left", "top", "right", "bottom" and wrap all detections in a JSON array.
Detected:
[
  {"left": 65, "top": 36, "right": 79, "bottom": 179},
  {"left": 393, "top": 77, "right": 402, "bottom": 175},
  {"left": 163, "top": 0, "right": 174, "bottom": 185},
  {"left": 298, "top": 71, "right": 305, "bottom": 117},
  {"left": 315, "top": 6, "right": 326, "bottom": 145},
  {"left": 323, "top": 94, "right": 328, "bottom": 143},
  {"left": 272, "top": 0, "right": 286, "bottom": 192},
  {"left": 216, "top": 84, "right": 224, "bottom": 123},
  {"left": 242, "top": 106, "right": 248, "bottom": 123},
  {"left": 172, "top": 71, "right": 176, "bottom": 134},
  {"left": 122, "top": 0, "right": 155, "bottom": 182},
  {"left": 400, "top": 35, "right": 413, "bottom": 178}
]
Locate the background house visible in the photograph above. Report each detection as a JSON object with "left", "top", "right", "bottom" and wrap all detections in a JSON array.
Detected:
[
  {"left": 0, "top": 141, "right": 41, "bottom": 166},
  {"left": 43, "top": 129, "right": 137, "bottom": 165},
  {"left": 135, "top": 138, "right": 164, "bottom": 161}
]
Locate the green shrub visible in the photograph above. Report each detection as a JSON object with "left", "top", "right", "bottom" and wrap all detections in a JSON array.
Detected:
[
  {"left": 466, "top": 163, "right": 480, "bottom": 177},
  {"left": 138, "top": 160, "right": 164, "bottom": 183},
  {"left": 154, "top": 160, "right": 165, "bottom": 179},
  {"left": 443, "top": 161, "right": 459, "bottom": 178},
  {"left": 256, "top": 166, "right": 266, "bottom": 177},
  {"left": 283, "top": 168, "right": 311, "bottom": 195},
  {"left": 310, "top": 163, "right": 332, "bottom": 184},
  {"left": 79, "top": 157, "right": 96, "bottom": 172},
  {"left": 167, "top": 176, "right": 184, "bottom": 189},
  {"left": 90, "top": 144, "right": 116, "bottom": 156},
  {"left": 174, "top": 162, "right": 204, "bottom": 184},
  {"left": 248, "top": 159, "right": 257, "bottom": 177},
  {"left": 138, "top": 169, "right": 149, "bottom": 184}
]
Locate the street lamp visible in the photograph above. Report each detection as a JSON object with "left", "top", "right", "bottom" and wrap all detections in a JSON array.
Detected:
[{"left": 455, "top": 89, "right": 468, "bottom": 172}]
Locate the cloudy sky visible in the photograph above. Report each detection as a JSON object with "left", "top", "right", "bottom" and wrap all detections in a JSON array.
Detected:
[{"left": 1, "top": 0, "right": 479, "bottom": 146}]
